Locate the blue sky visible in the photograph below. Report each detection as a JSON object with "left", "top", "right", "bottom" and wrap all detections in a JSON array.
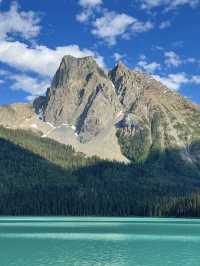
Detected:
[{"left": 0, "top": 0, "right": 200, "bottom": 105}]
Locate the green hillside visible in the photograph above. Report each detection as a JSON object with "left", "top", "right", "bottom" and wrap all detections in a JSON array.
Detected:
[{"left": 0, "top": 126, "right": 200, "bottom": 217}]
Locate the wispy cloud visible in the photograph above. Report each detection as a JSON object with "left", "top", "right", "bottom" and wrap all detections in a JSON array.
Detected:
[
  {"left": 0, "top": 41, "right": 105, "bottom": 77},
  {"left": 76, "top": 0, "right": 102, "bottom": 22},
  {"left": 10, "top": 74, "right": 50, "bottom": 97},
  {"left": 154, "top": 72, "right": 200, "bottom": 90},
  {"left": 0, "top": 2, "right": 41, "bottom": 40},
  {"left": 79, "top": 0, "right": 102, "bottom": 8},
  {"left": 0, "top": 2, "right": 105, "bottom": 99},
  {"left": 159, "top": 20, "right": 171, "bottom": 29},
  {"left": 137, "top": 59, "right": 161, "bottom": 74},
  {"left": 139, "top": 0, "right": 199, "bottom": 10},
  {"left": 191, "top": 75, "right": 200, "bottom": 84},
  {"left": 76, "top": 1, "right": 154, "bottom": 45},
  {"left": 131, "top": 20, "right": 154, "bottom": 33},
  {"left": 164, "top": 51, "right": 199, "bottom": 68},
  {"left": 164, "top": 51, "right": 182, "bottom": 67},
  {"left": 153, "top": 73, "right": 189, "bottom": 90},
  {"left": 136, "top": 52, "right": 200, "bottom": 91},
  {"left": 91, "top": 11, "right": 153, "bottom": 45},
  {"left": 113, "top": 52, "right": 125, "bottom": 62},
  {"left": 91, "top": 12, "right": 135, "bottom": 45}
]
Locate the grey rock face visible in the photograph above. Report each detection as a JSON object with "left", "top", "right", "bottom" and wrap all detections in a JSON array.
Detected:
[
  {"left": 109, "top": 63, "right": 144, "bottom": 111},
  {"left": 32, "top": 55, "right": 200, "bottom": 164},
  {"left": 36, "top": 55, "right": 122, "bottom": 142}
]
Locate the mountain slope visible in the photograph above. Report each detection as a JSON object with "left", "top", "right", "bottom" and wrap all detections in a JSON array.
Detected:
[
  {"left": 1, "top": 126, "right": 200, "bottom": 216},
  {"left": 109, "top": 63, "right": 200, "bottom": 164}
]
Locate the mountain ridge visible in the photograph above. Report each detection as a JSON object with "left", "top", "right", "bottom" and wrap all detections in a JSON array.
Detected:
[{"left": 0, "top": 55, "right": 200, "bottom": 165}]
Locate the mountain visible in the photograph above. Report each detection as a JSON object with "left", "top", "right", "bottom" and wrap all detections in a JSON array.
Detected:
[
  {"left": 0, "top": 55, "right": 200, "bottom": 216},
  {"left": 1, "top": 55, "right": 200, "bottom": 165}
]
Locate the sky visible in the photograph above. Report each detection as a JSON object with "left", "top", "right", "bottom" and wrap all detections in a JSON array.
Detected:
[{"left": 0, "top": 0, "right": 200, "bottom": 105}]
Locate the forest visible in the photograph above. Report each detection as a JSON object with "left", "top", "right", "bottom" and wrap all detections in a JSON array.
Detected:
[{"left": 0, "top": 126, "right": 200, "bottom": 217}]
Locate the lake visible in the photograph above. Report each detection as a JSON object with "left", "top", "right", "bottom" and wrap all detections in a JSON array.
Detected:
[{"left": 0, "top": 217, "right": 200, "bottom": 266}]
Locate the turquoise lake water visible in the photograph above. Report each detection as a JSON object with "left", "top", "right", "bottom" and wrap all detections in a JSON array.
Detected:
[{"left": 0, "top": 217, "right": 200, "bottom": 266}]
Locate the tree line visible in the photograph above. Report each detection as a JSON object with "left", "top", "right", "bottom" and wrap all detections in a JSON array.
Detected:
[{"left": 0, "top": 126, "right": 200, "bottom": 217}]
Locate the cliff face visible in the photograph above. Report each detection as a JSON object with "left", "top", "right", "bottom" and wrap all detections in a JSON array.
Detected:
[
  {"left": 39, "top": 55, "right": 122, "bottom": 142},
  {"left": 109, "top": 63, "right": 200, "bottom": 163},
  {"left": 1, "top": 55, "right": 200, "bottom": 164}
]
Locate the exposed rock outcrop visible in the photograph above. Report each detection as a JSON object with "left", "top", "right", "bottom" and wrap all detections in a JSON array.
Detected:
[
  {"left": 1, "top": 55, "right": 200, "bottom": 164},
  {"left": 38, "top": 55, "right": 122, "bottom": 142}
]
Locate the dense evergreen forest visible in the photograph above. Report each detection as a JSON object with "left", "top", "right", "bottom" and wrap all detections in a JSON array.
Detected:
[{"left": 0, "top": 126, "right": 200, "bottom": 217}]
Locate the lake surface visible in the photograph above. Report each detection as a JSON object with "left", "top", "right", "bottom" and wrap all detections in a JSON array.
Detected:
[{"left": 0, "top": 217, "right": 200, "bottom": 266}]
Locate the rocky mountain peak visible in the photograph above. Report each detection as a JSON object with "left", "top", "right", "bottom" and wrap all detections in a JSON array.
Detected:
[
  {"left": 34, "top": 55, "right": 122, "bottom": 143},
  {"left": 109, "top": 63, "right": 145, "bottom": 111},
  {"left": 3, "top": 55, "right": 200, "bottom": 163},
  {"left": 113, "top": 61, "right": 128, "bottom": 72},
  {"left": 51, "top": 55, "right": 107, "bottom": 89}
]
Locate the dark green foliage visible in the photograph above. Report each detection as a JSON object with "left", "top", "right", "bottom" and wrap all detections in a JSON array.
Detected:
[
  {"left": 0, "top": 126, "right": 200, "bottom": 217},
  {"left": 116, "top": 111, "right": 166, "bottom": 162},
  {"left": 0, "top": 127, "right": 94, "bottom": 170},
  {"left": 116, "top": 127, "right": 151, "bottom": 162}
]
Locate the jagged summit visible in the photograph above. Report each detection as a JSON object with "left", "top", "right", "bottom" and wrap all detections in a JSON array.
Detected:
[
  {"left": 0, "top": 55, "right": 200, "bottom": 164},
  {"left": 113, "top": 61, "right": 128, "bottom": 71},
  {"left": 41, "top": 55, "right": 121, "bottom": 136},
  {"left": 51, "top": 55, "right": 106, "bottom": 88},
  {"left": 63, "top": 54, "right": 94, "bottom": 61}
]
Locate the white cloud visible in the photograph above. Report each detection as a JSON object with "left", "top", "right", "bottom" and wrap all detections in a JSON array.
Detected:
[
  {"left": 0, "top": 2, "right": 40, "bottom": 40},
  {"left": 0, "top": 41, "right": 105, "bottom": 77},
  {"left": 159, "top": 20, "right": 171, "bottom": 29},
  {"left": 113, "top": 52, "right": 125, "bottom": 62},
  {"left": 139, "top": 0, "right": 199, "bottom": 10},
  {"left": 0, "top": 2, "right": 105, "bottom": 77},
  {"left": 77, "top": 1, "right": 154, "bottom": 45},
  {"left": 153, "top": 72, "right": 189, "bottom": 90},
  {"left": 0, "top": 69, "right": 10, "bottom": 76},
  {"left": 0, "top": 2, "right": 105, "bottom": 99},
  {"left": 172, "top": 41, "right": 184, "bottom": 48},
  {"left": 79, "top": 0, "right": 102, "bottom": 8},
  {"left": 77, "top": 0, "right": 102, "bottom": 22},
  {"left": 169, "top": 0, "right": 199, "bottom": 9},
  {"left": 139, "top": 54, "right": 147, "bottom": 60},
  {"left": 154, "top": 72, "right": 200, "bottom": 90},
  {"left": 140, "top": 0, "right": 166, "bottom": 9},
  {"left": 26, "top": 95, "right": 38, "bottom": 102},
  {"left": 164, "top": 51, "right": 199, "bottom": 67},
  {"left": 165, "top": 51, "right": 182, "bottom": 67},
  {"left": 185, "top": 57, "right": 197, "bottom": 64},
  {"left": 76, "top": 9, "right": 92, "bottom": 22},
  {"left": 10, "top": 74, "right": 49, "bottom": 96},
  {"left": 92, "top": 12, "right": 134, "bottom": 45},
  {"left": 191, "top": 76, "right": 200, "bottom": 84},
  {"left": 137, "top": 60, "right": 161, "bottom": 74},
  {"left": 132, "top": 21, "right": 154, "bottom": 33},
  {"left": 92, "top": 11, "right": 153, "bottom": 45},
  {"left": 0, "top": 69, "right": 49, "bottom": 98}
]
